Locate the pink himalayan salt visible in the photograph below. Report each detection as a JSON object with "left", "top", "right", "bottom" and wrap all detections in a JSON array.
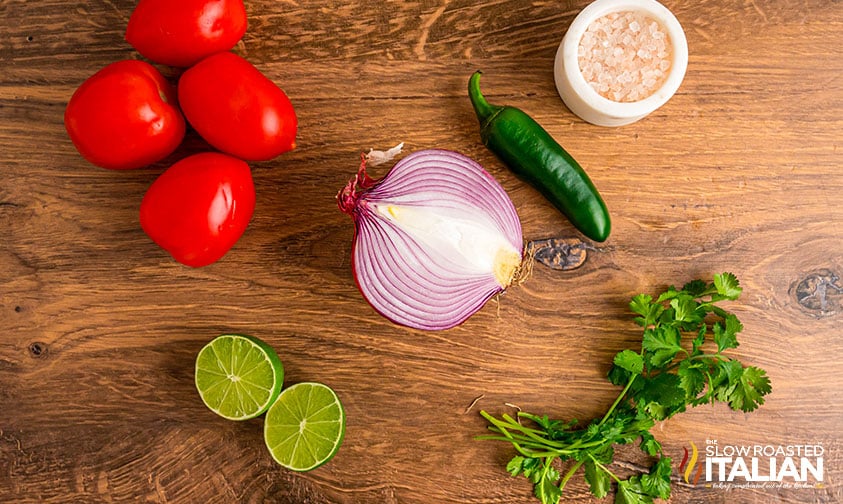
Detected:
[{"left": 577, "top": 10, "right": 672, "bottom": 103}]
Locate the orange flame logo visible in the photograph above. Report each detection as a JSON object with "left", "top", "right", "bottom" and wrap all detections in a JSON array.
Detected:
[{"left": 678, "top": 441, "right": 704, "bottom": 485}]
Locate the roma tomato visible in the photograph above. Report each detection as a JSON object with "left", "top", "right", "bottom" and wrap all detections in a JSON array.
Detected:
[
  {"left": 125, "top": 0, "right": 247, "bottom": 68},
  {"left": 178, "top": 52, "right": 297, "bottom": 162},
  {"left": 140, "top": 152, "right": 255, "bottom": 267},
  {"left": 64, "top": 60, "right": 185, "bottom": 170}
]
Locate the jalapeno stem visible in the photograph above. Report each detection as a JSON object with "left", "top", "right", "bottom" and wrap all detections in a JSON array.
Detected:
[{"left": 468, "top": 71, "right": 501, "bottom": 127}]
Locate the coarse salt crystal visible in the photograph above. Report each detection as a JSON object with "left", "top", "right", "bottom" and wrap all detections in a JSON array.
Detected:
[{"left": 578, "top": 10, "right": 673, "bottom": 102}]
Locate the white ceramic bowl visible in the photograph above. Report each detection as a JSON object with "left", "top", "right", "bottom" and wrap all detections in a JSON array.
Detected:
[{"left": 554, "top": 0, "right": 688, "bottom": 127}]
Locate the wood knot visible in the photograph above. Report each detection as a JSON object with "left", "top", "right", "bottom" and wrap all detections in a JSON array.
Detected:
[
  {"left": 791, "top": 269, "right": 842, "bottom": 317},
  {"left": 527, "top": 237, "right": 590, "bottom": 271},
  {"left": 28, "top": 342, "right": 48, "bottom": 358}
]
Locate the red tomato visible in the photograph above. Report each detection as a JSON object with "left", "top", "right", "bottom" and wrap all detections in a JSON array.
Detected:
[
  {"left": 140, "top": 152, "right": 255, "bottom": 267},
  {"left": 125, "top": 0, "right": 247, "bottom": 68},
  {"left": 64, "top": 60, "right": 185, "bottom": 170},
  {"left": 178, "top": 52, "right": 297, "bottom": 162}
]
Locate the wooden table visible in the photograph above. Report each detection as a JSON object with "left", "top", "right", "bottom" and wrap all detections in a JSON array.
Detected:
[{"left": 2, "top": 1, "right": 841, "bottom": 502}]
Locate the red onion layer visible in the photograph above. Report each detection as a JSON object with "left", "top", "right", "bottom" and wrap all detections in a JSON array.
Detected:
[{"left": 338, "top": 149, "right": 523, "bottom": 331}]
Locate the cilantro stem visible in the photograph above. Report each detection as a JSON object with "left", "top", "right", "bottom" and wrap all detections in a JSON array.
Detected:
[
  {"left": 662, "top": 352, "right": 725, "bottom": 373},
  {"left": 587, "top": 453, "right": 621, "bottom": 483},
  {"left": 481, "top": 431, "right": 544, "bottom": 459},
  {"left": 501, "top": 414, "right": 549, "bottom": 435},
  {"left": 480, "top": 411, "right": 574, "bottom": 450},
  {"left": 597, "top": 374, "right": 637, "bottom": 427},
  {"left": 476, "top": 434, "right": 575, "bottom": 457},
  {"left": 557, "top": 460, "right": 584, "bottom": 494},
  {"left": 540, "top": 456, "right": 555, "bottom": 488}
]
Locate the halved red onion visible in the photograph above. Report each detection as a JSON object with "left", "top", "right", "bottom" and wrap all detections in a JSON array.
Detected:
[{"left": 337, "top": 149, "right": 523, "bottom": 330}]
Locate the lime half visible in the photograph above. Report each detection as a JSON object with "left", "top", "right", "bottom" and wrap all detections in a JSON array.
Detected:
[
  {"left": 195, "top": 334, "right": 284, "bottom": 421},
  {"left": 264, "top": 382, "right": 346, "bottom": 471}
]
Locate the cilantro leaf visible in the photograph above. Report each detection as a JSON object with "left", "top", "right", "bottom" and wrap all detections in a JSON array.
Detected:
[
  {"left": 635, "top": 373, "right": 686, "bottom": 420},
  {"left": 630, "top": 293, "right": 652, "bottom": 316},
  {"left": 616, "top": 477, "right": 653, "bottom": 504},
  {"left": 630, "top": 294, "right": 662, "bottom": 327},
  {"left": 520, "top": 413, "right": 577, "bottom": 436},
  {"left": 691, "top": 325, "right": 707, "bottom": 354},
  {"left": 722, "top": 359, "right": 745, "bottom": 383},
  {"left": 584, "top": 458, "right": 612, "bottom": 499},
  {"left": 608, "top": 364, "right": 631, "bottom": 387},
  {"left": 506, "top": 456, "right": 527, "bottom": 477},
  {"left": 642, "top": 326, "right": 683, "bottom": 367},
  {"left": 614, "top": 350, "right": 644, "bottom": 375},
  {"left": 725, "top": 312, "right": 744, "bottom": 335},
  {"left": 592, "top": 444, "right": 615, "bottom": 464},
  {"left": 640, "top": 456, "right": 672, "bottom": 500},
  {"left": 638, "top": 431, "right": 661, "bottom": 456},
  {"left": 598, "top": 414, "right": 635, "bottom": 445},
  {"left": 713, "top": 272, "right": 742, "bottom": 300},
  {"left": 505, "top": 454, "right": 563, "bottom": 504},
  {"left": 712, "top": 322, "right": 734, "bottom": 352},
  {"left": 640, "top": 401, "right": 667, "bottom": 421},
  {"left": 529, "top": 459, "right": 547, "bottom": 483},
  {"left": 508, "top": 456, "right": 544, "bottom": 482},
  {"left": 670, "top": 296, "right": 702, "bottom": 325},
  {"left": 506, "top": 455, "right": 542, "bottom": 483},
  {"left": 533, "top": 465, "right": 561, "bottom": 504},
  {"left": 681, "top": 279, "right": 708, "bottom": 297},
  {"left": 710, "top": 359, "right": 744, "bottom": 403},
  {"left": 678, "top": 359, "right": 707, "bottom": 399},
  {"left": 728, "top": 366, "right": 772, "bottom": 412},
  {"left": 656, "top": 286, "right": 680, "bottom": 303},
  {"left": 713, "top": 313, "right": 743, "bottom": 352}
]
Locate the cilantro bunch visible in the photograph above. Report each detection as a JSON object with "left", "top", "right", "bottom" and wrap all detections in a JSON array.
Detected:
[{"left": 479, "top": 273, "right": 772, "bottom": 504}]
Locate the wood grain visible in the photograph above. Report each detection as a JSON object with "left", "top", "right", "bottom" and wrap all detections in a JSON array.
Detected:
[{"left": 1, "top": 0, "right": 841, "bottom": 503}]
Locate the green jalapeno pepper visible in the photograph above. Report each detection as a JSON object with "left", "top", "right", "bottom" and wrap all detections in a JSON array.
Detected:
[{"left": 468, "top": 71, "right": 611, "bottom": 242}]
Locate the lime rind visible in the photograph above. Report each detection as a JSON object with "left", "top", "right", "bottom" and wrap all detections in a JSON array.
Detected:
[
  {"left": 264, "top": 382, "right": 345, "bottom": 472},
  {"left": 195, "top": 334, "right": 284, "bottom": 421}
]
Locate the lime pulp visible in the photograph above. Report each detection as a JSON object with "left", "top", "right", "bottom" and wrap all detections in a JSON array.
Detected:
[
  {"left": 194, "top": 334, "right": 284, "bottom": 421},
  {"left": 264, "top": 382, "right": 345, "bottom": 471}
]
